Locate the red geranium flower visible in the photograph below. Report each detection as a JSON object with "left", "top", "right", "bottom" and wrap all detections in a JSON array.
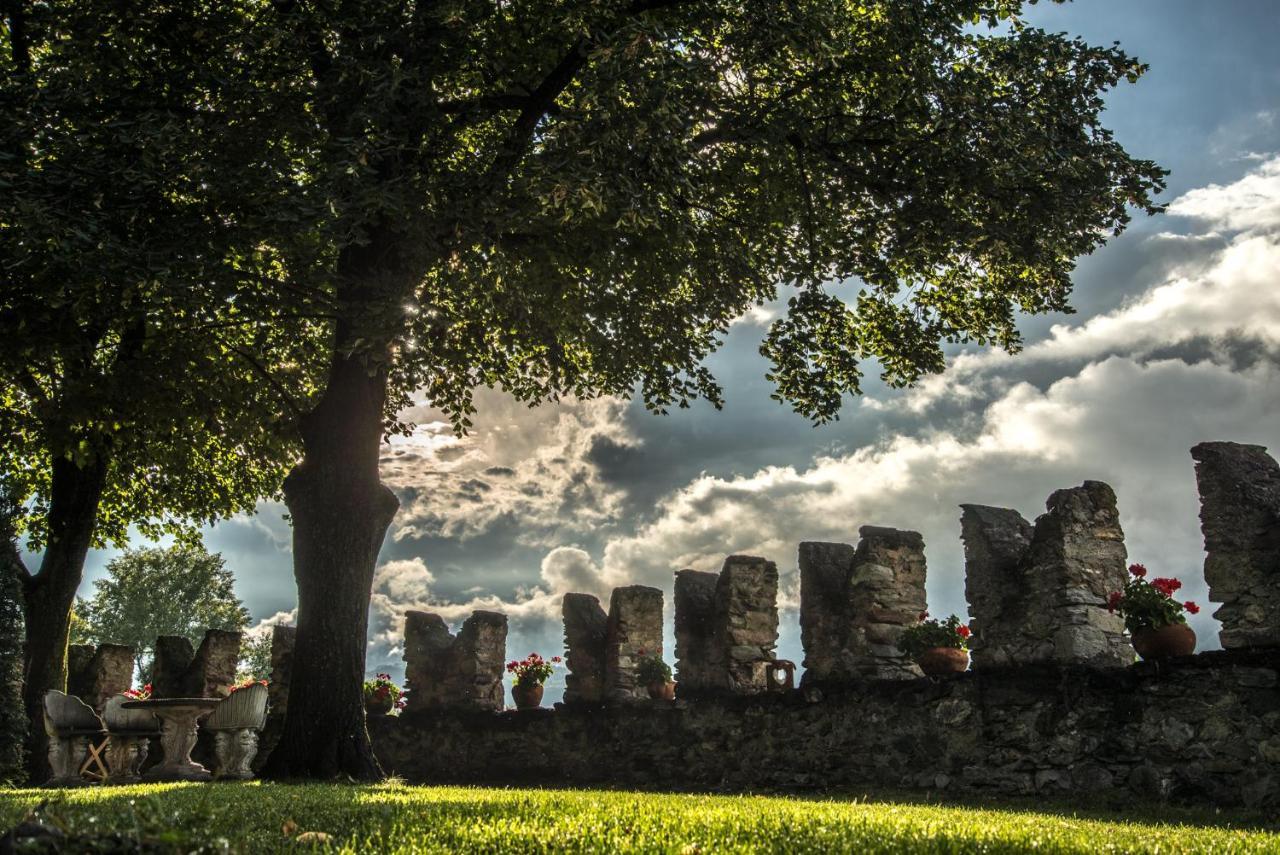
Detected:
[
  {"left": 1151, "top": 577, "right": 1181, "bottom": 597},
  {"left": 1184, "top": 601, "right": 1200, "bottom": 615},
  {"left": 1107, "top": 591, "right": 1123, "bottom": 613},
  {"left": 1129, "top": 563, "right": 1147, "bottom": 578},
  {"left": 957, "top": 625, "right": 971, "bottom": 639}
]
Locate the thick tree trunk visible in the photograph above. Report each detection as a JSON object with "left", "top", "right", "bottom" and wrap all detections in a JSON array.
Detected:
[
  {"left": 261, "top": 349, "right": 399, "bottom": 780},
  {"left": 21, "top": 452, "right": 107, "bottom": 784}
]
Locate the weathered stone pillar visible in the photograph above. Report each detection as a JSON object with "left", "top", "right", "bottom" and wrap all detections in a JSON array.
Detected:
[
  {"left": 673, "top": 570, "right": 720, "bottom": 693},
  {"left": 799, "top": 529, "right": 927, "bottom": 683},
  {"left": 562, "top": 594, "right": 608, "bottom": 705},
  {"left": 67, "top": 643, "right": 135, "bottom": 710},
  {"left": 184, "top": 629, "right": 243, "bottom": 697},
  {"left": 961, "top": 481, "right": 1132, "bottom": 668},
  {"left": 403, "top": 610, "right": 507, "bottom": 712},
  {"left": 714, "top": 555, "right": 779, "bottom": 693},
  {"left": 1192, "top": 441, "right": 1280, "bottom": 648},
  {"left": 267, "top": 625, "right": 296, "bottom": 716},
  {"left": 151, "top": 636, "right": 194, "bottom": 698},
  {"left": 798, "top": 542, "right": 857, "bottom": 681},
  {"left": 604, "top": 585, "right": 663, "bottom": 702},
  {"left": 845, "top": 527, "right": 927, "bottom": 680},
  {"left": 960, "top": 505, "right": 1035, "bottom": 667}
]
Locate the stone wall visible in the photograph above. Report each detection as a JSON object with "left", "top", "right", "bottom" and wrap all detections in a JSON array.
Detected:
[
  {"left": 604, "top": 586, "right": 663, "bottom": 702},
  {"left": 673, "top": 558, "right": 779, "bottom": 695},
  {"left": 961, "top": 481, "right": 1132, "bottom": 669},
  {"left": 403, "top": 610, "right": 507, "bottom": 712},
  {"left": 66, "top": 643, "right": 134, "bottom": 711},
  {"left": 562, "top": 594, "right": 608, "bottom": 705},
  {"left": 267, "top": 626, "right": 296, "bottom": 716},
  {"left": 369, "top": 649, "right": 1280, "bottom": 808},
  {"left": 798, "top": 527, "right": 926, "bottom": 683},
  {"left": 1192, "top": 442, "right": 1280, "bottom": 648},
  {"left": 151, "top": 630, "right": 242, "bottom": 698}
]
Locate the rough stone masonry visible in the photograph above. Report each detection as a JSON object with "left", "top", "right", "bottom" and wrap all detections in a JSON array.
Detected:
[
  {"left": 798, "top": 526, "right": 927, "bottom": 682},
  {"left": 403, "top": 610, "right": 507, "bottom": 712},
  {"left": 1192, "top": 441, "right": 1280, "bottom": 648},
  {"left": 673, "top": 557, "right": 779, "bottom": 695},
  {"left": 961, "top": 481, "right": 1132, "bottom": 669}
]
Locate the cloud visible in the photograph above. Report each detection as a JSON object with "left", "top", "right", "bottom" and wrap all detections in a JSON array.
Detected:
[
  {"left": 1167, "top": 154, "right": 1280, "bottom": 234},
  {"left": 380, "top": 392, "right": 638, "bottom": 550}
]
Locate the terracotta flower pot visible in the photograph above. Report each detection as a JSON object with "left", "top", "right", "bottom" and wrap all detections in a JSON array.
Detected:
[
  {"left": 365, "top": 695, "right": 393, "bottom": 717},
  {"left": 915, "top": 646, "right": 969, "bottom": 676},
  {"left": 1132, "top": 623, "right": 1196, "bottom": 660},
  {"left": 647, "top": 681, "right": 675, "bottom": 701},
  {"left": 512, "top": 682, "right": 544, "bottom": 710}
]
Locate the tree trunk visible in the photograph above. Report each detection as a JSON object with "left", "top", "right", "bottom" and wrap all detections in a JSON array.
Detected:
[
  {"left": 21, "top": 452, "right": 108, "bottom": 784},
  {"left": 261, "top": 348, "right": 399, "bottom": 780}
]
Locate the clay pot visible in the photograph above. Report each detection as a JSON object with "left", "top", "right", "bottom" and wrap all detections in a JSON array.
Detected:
[
  {"left": 647, "top": 681, "right": 676, "bottom": 701},
  {"left": 916, "top": 647, "right": 969, "bottom": 676},
  {"left": 512, "top": 682, "right": 544, "bottom": 710},
  {"left": 1132, "top": 623, "right": 1196, "bottom": 660},
  {"left": 365, "top": 695, "right": 393, "bottom": 717}
]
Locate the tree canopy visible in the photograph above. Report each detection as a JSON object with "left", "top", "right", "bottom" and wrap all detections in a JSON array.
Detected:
[
  {"left": 77, "top": 546, "right": 251, "bottom": 679},
  {"left": 241, "top": 0, "right": 1165, "bottom": 426}
]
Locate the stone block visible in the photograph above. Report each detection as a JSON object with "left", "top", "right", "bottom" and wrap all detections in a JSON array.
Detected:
[
  {"left": 674, "top": 570, "right": 720, "bottom": 692},
  {"left": 267, "top": 625, "right": 296, "bottom": 716},
  {"left": 1192, "top": 442, "right": 1280, "bottom": 648},
  {"left": 799, "top": 530, "right": 927, "bottom": 683},
  {"left": 185, "top": 629, "right": 243, "bottom": 697},
  {"left": 604, "top": 585, "right": 663, "bottom": 702},
  {"left": 562, "top": 593, "right": 608, "bottom": 705},
  {"left": 67, "top": 644, "right": 135, "bottom": 711},
  {"left": 151, "top": 636, "right": 194, "bottom": 699},
  {"left": 404, "top": 610, "right": 507, "bottom": 712},
  {"left": 961, "top": 481, "right": 1133, "bottom": 669},
  {"left": 715, "top": 555, "right": 779, "bottom": 693}
]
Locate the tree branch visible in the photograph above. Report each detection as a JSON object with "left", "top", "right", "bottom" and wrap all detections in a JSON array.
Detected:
[
  {"left": 224, "top": 344, "right": 308, "bottom": 419},
  {"left": 1, "top": 0, "right": 31, "bottom": 74}
]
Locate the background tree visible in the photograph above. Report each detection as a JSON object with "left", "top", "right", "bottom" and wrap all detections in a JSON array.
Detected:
[
  {"left": 236, "top": 629, "right": 274, "bottom": 684},
  {"left": 77, "top": 547, "right": 251, "bottom": 681},
  {"left": 0, "top": 0, "right": 325, "bottom": 780}
]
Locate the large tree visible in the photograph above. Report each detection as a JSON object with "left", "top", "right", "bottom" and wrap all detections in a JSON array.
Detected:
[
  {"left": 77, "top": 546, "right": 251, "bottom": 681},
  {"left": 0, "top": 0, "right": 324, "bottom": 780},
  {"left": 222, "top": 0, "right": 1164, "bottom": 779}
]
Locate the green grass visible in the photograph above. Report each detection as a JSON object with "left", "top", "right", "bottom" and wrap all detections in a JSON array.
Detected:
[{"left": 0, "top": 782, "right": 1277, "bottom": 853}]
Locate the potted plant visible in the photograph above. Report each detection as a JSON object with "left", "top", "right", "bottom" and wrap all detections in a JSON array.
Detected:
[
  {"left": 1109, "top": 563, "right": 1200, "bottom": 659},
  {"left": 363, "top": 673, "right": 406, "bottom": 716},
  {"left": 507, "top": 653, "right": 559, "bottom": 710},
  {"left": 635, "top": 650, "right": 674, "bottom": 700},
  {"left": 899, "top": 613, "right": 971, "bottom": 676}
]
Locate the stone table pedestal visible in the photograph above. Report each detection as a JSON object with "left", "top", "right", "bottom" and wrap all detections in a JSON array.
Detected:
[{"left": 123, "top": 698, "right": 220, "bottom": 781}]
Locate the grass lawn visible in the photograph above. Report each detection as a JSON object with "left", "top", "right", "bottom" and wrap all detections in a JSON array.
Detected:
[{"left": 0, "top": 782, "right": 1277, "bottom": 853}]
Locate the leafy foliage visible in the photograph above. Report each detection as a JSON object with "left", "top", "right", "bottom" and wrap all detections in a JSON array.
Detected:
[
  {"left": 505, "top": 653, "right": 560, "bottom": 687},
  {"left": 898, "top": 613, "right": 971, "bottom": 658},
  {"left": 236, "top": 629, "right": 274, "bottom": 684},
  {"left": 635, "top": 652, "right": 673, "bottom": 685},
  {"left": 76, "top": 546, "right": 250, "bottom": 679},
  {"left": 1108, "top": 564, "right": 1199, "bottom": 634},
  {"left": 224, "top": 0, "right": 1167, "bottom": 430},
  {"left": 363, "top": 674, "right": 406, "bottom": 712}
]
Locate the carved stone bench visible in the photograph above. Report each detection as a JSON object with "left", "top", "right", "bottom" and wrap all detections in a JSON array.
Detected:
[
  {"left": 42, "top": 691, "right": 105, "bottom": 787},
  {"left": 204, "top": 683, "right": 269, "bottom": 779},
  {"left": 102, "top": 695, "right": 161, "bottom": 784}
]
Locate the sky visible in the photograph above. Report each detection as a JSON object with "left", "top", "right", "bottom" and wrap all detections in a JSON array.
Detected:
[{"left": 67, "top": 0, "right": 1280, "bottom": 701}]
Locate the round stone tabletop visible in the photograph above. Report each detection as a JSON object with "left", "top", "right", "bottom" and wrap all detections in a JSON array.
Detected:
[{"left": 121, "top": 698, "right": 221, "bottom": 710}]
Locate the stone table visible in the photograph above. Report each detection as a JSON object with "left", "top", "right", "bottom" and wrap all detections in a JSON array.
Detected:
[{"left": 122, "top": 698, "right": 220, "bottom": 781}]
